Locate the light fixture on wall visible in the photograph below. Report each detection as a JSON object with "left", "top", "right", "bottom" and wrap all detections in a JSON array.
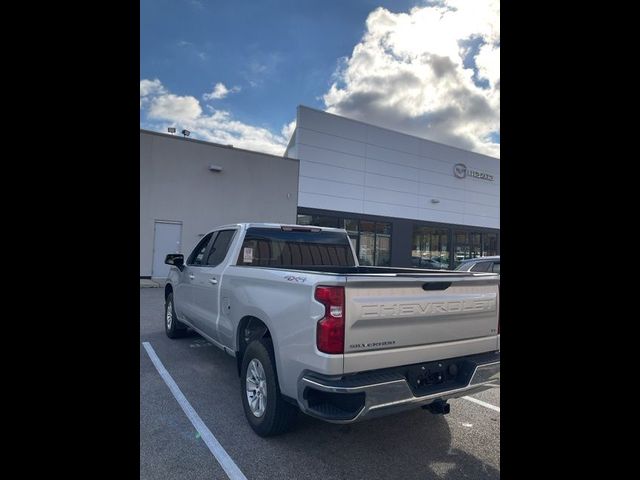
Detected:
[
  {"left": 181, "top": 129, "right": 191, "bottom": 137},
  {"left": 167, "top": 127, "right": 176, "bottom": 134},
  {"left": 431, "top": 198, "right": 440, "bottom": 204},
  {"left": 209, "top": 164, "right": 223, "bottom": 172}
]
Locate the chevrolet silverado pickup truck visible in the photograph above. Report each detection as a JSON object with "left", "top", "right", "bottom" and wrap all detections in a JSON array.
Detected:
[{"left": 164, "top": 223, "right": 500, "bottom": 436}]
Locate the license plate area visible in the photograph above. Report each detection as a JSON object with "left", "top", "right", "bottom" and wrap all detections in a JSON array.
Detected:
[{"left": 404, "top": 358, "right": 475, "bottom": 396}]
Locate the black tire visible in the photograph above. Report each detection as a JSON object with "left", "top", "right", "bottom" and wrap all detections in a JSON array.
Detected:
[
  {"left": 240, "top": 338, "right": 298, "bottom": 436},
  {"left": 165, "top": 292, "right": 187, "bottom": 339}
]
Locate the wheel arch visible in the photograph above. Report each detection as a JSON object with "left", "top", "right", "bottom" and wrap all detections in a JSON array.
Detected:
[{"left": 236, "top": 315, "right": 272, "bottom": 376}]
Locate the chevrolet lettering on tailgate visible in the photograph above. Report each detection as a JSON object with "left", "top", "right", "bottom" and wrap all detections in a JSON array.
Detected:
[{"left": 359, "top": 298, "right": 496, "bottom": 318}]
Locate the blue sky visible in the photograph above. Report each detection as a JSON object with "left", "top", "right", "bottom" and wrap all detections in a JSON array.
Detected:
[{"left": 140, "top": 0, "right": 500, "bottom": 157}]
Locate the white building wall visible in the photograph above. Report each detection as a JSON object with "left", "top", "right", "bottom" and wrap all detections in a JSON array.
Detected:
[
  {"left": 289, "top": 106, "right": 499, "bottom": 229},
  {"left": 140, "top": 130, "right": 299, "bottom": 277}
]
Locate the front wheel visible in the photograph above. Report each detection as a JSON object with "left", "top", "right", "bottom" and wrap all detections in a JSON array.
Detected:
[
  {"left": 165, "top": 292, "right": 187, "bottom": 338},
  {"left": 240, "top": 338, "right": 298, "bottom": 436}
]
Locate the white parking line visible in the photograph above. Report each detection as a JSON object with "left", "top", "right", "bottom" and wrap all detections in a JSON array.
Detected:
[
  {"left": 462, "top": 395, "right": 500, "bottom": 412},
  {"left": 142, "top": 342, "right": 248, "bottom": 480}
]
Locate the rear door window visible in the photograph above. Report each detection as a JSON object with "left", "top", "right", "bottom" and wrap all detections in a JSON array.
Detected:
[{"left": 205, "top": 230, "right": 236, "bottom": 267}]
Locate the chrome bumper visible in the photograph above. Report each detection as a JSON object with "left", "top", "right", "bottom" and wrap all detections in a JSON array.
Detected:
[{"left": 297, "top": 354, "right": 500, "bottom": 424}]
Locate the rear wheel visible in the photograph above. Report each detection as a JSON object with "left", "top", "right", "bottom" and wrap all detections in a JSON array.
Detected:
[
  {"left": 165, "top": 292, "right": 187, "bottom": 338},
  {"left": 240, "top": 338, "right": 298, "bottom": 436}
]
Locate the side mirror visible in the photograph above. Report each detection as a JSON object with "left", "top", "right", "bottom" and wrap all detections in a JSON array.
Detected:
[{"left": 165, "top": 254, "right": 184, "bottom": 269}]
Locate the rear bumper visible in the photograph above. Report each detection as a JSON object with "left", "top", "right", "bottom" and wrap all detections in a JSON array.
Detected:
[{"left": 297, "top": 351, "right": 500, "bottom": 423}]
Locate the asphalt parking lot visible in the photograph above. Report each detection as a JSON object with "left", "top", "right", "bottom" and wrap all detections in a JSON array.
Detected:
[{"left": 140, "top": 288, "right": 500, "bottom": 479}]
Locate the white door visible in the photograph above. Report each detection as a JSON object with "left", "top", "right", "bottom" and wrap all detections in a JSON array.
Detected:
[{"left": 152, "top": 221, "right": 182, "bottom": 278}]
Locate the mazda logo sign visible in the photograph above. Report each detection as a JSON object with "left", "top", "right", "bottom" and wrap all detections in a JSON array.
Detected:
[
  {"left": 453, "top": 163, "right": 494, "bottom": 182},
  {"left": 453, "top": 163, "right": 467, "bottom": 178}
]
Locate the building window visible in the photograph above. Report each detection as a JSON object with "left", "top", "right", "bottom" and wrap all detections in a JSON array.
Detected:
[
  {"left": 349, "top": 220, "right": 391, "bottom": 267},
  {"left": 453, "top": 230, "right": 500, "bottom": 268},
  {"left": 412, "top": 227, "right": 449, "bottom": 269},
  {"left": 483, "top": 232, "right": 498, "bottom": 256},
  {"left": 454, "top": 231, "right": 481, "bottom": 268},
  {"left": 297, "top": 213, "right": 391, "bottom": 266},
  {"left": 375, "top": 222, "right": 391, "bottom": 267},
  {"left": 296, "top": 214, "right": 339, "bottom": 228},
  {"left": 343, "top": 219, "right": 359, "bottom": 255},
  {"left": 345, "top": 220, "right": 391, "bottom": 267},
  {"left": 358, "top": 220, "right": 376, "bottom": 266},
  {"left": 297, "top": 214, "right": 313, "bottom": 225}
]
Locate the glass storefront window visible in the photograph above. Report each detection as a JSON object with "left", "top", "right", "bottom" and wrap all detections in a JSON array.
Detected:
[
  {"left": 297, "top": 213, "right": 392, "bottom": 266},
  {"left": 375, "top": 222, "right": 391, "bottom": 266},
  {"left": 297, "top": 214, "right": 312, "bottom": 225},
  {"left": 454, "top": 231, "right": 470, "bottom": 268},
  {"left": 300, "top": 212, "right": 498, "bottom": 269},
  {"left": 296, "top": 214, "right": 339, "bottom": 228},
  {"left": 454, "top": 230, "right": 484, "bottom": 268},
  {"left": 343, "top": 219, "right": 359, "bottom": 255},
  {"left": 483, "top": 232, "right": 498, "bottom": 256},
  {"left": 412, "top": 227, "right": 449, "bottom": 269},
  {"left": 315, "top": 215, "right": 340, "bottom": 228},
  {"left": 470, "top": 232, "right": 482, "bottom": 258},
  {"left": 358, "top": 221, "right": 376, "bottom": 266}
]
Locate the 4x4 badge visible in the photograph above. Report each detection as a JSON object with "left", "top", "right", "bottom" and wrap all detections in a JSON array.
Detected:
[{"left": 284, "top": 275, "right": 306, "bottom": 283}]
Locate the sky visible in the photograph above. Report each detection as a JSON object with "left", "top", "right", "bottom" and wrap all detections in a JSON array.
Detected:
[{"left": 140, "top": 0, "right": 500, "bottom": 158}]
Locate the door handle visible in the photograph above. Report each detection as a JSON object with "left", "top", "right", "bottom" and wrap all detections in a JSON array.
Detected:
[
  {"left": 209, "top": 278, "right": 218, "bottom": 285},
  {"left": 189, "top": 274, "right": 195, "bottom": 280}
]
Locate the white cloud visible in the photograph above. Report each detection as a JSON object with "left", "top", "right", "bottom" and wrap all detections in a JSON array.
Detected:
[
  {"left": 475, "top": 42, "right": 500, "bottom": 88},
  {"left": 140, "top": 79, "right": 290, "bottom": 155},
  {"left": 139, "top": 1, "right": 499, "bottom": 158},
  {"left": 322, "top": 0, "right": 500, "bottom": 157},
  {"left": 140, "top": 78, "right": 166, "bottom": 97},
  {"left": 148, "top": 94, "right": 202, "bottom": 122},
  {"left": 193, "top": 111, "right": 291, "bottom": 155},
  {"left": 140, "top": 78, "right": 167, "bottom": 107},
  {"left": 203, "top": 82, "right": 241, "bottom": 101}
]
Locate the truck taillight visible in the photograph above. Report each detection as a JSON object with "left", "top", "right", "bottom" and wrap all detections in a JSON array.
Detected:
[{"left": 315, "top": 286, "right": 345, "bottom": 354}]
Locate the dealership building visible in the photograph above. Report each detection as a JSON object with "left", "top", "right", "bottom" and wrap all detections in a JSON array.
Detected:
[{"left": 140, "top": 105, "right": 499, "bottom": 278}]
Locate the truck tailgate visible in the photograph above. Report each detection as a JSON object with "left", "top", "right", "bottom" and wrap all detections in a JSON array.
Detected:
[{"left": 343, "top": 273, "right": 499, "bottom": 371}]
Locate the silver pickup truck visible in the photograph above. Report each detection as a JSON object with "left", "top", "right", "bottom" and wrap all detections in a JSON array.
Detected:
[{"left": 164, "top": 223, "right": 500, "bottom": 436}]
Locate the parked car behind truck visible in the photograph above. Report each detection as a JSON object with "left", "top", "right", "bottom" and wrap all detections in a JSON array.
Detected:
[
  {"left": 455, "top": 256, "right": 500, "bottom": 274},
  {"left": 164, "top": 223, "right": 500, "bottom": 436}
]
